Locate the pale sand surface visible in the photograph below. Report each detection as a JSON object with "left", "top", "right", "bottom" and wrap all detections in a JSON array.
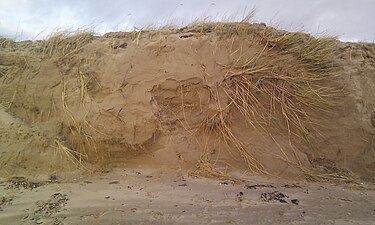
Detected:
[{"left": 1, "top": 168, "right": 374, "bottom": 225}]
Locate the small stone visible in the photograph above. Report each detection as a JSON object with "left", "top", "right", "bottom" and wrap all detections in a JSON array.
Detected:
[
  {"left": 236, "top": 192, "right": 244, "bottom": 201},
  {"left": 291, "top": 199, "right": 300, "bottom": 205},
  {"left": 131, "top": 208, "right": 138, "bottom": 213}
]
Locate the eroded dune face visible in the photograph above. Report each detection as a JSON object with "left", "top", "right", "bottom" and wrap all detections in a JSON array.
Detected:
[{"left": 0, "top": 23, "right": 374, "bottom": 180}]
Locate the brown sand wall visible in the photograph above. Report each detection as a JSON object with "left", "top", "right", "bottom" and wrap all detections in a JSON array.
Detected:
[{"left": 0, "top": 23, "right": 374, "bottom": 180}]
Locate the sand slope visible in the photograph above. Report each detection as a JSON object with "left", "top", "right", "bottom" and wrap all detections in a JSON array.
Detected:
[
  {"left": 0, "top": 23, "right": 375, "bottom": 179},
  {"left": 0, "top": 106, "right": 74, "bottom": 178}
]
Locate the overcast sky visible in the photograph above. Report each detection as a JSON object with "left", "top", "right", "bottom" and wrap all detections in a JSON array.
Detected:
[{"left": 0, "top": 0, "right": 374, "bottom": 42}]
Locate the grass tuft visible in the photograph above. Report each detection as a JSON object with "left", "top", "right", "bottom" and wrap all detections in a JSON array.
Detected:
[
  {"left": 42, "top": 29, "right": 93, "bottom": 58},
  {"left": 0, "top": 36, "right": 15, "bottom": 48},
  {"left": 195, "top": 23, "right": 343, "bottom": 176}
]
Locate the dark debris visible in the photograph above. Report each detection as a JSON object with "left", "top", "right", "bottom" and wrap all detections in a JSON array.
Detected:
[
  {"left": 245, "top": 184, "right": 277, "bottom": 190},
  {"left": 284, "top": 184, "right": 302, "bottom": 189},
  {"left": 34, "top": 193, "right": 69, "bottom": 217},
  {"left": 261, "top": 191, "right": 289, "bottom": 203},
  {"left": 0, "top": 196, "right": 13, "bottom": 210},
  {"left": 7, "top": 177, "right": 42, "bottom": 190},
  {"left": 291, "top": 199, "right": 300, "bottom": 205}
]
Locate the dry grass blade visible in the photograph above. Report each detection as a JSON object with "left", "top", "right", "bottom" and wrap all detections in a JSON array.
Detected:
[
  {"left": 188, "top": 153, "right": 244, "bottom": 183},
  {"left": 316, "top": 173, "right": 361, "bottom": 184},
  {"left": 189, "top": 159, "right": 229, "bottom": 179},
  {"left": 0, "top": 89, "right": 17, "bottom": 109},
  {"left": 78, "top": 70, "right": 87, "bottom": 105},
  {"left": 54, "top": 139, "right": 87, "bottom": 168}
]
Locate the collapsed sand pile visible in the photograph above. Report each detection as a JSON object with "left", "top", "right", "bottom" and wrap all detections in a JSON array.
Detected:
[{"left": 0, "top": 22, "right": 374, "bottom": 181}]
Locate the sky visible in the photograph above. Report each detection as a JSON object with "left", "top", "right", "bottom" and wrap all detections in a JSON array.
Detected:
[{"left": 0, "top": 0, "right": 374, "bottom": 42}]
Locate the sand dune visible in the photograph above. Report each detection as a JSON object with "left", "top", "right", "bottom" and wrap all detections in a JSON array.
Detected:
[{"left": 1, "top": 22, "right": 375, "bottom": 224}]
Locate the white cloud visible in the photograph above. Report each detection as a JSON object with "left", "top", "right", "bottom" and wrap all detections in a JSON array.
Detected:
[{"left": 0, "top": 0, "right": 374, "bottom": 42}]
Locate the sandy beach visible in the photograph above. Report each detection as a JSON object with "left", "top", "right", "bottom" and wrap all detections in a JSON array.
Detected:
[{"left": 1, "top": 167, "right": 375, "bottom": 225}]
